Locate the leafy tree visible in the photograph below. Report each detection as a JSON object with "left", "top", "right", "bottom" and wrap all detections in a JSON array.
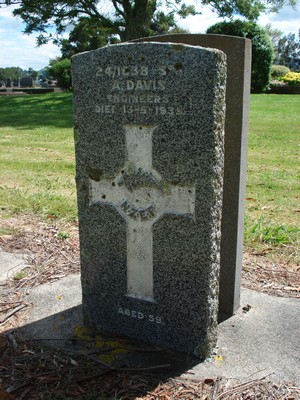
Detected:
[
  {"left": 0, "top": 67, "right": 40, "bottom": 81},
  {"left": 0, "top": 0, "right": 297, "bottom": 46},
  {"left": 47, "top": 58, "right": 72, "bottom": 90},
  {"left": 274, "top": 31, "right": 300, "bottom": 70},
  {"left": 60, "top": 12, "right": 188, "bottom": 58},
  {"left": 38, "top": 68, "right": 52, "bottom": 81},
  {"left": 0, "top": 67, "right": 22, "bottom": 81},
  {"left": 207, "top": 20, "right": 274, "bottom": 92},
  {"left": 26, "top": 67, "right": 39, "bottom": 80},
  {"left": 60, "top": 17, "right": 120, "bottom": 59},
  {"left": 264, "top": 23, "right": 283, "bottom": 49}
]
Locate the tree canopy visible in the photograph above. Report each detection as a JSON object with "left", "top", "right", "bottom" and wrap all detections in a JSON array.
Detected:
[
  {"left": 0, "top": 66, "right": 38, "bottom": 81},
  {"left": 274, "top": 31, "right": 300, "bottom": 70},
  {"left": 0, "top": 0, "right": 298, "bottom": 46},
  {"left": 207, "top": 20, "right": 274, "bottom": 92}
]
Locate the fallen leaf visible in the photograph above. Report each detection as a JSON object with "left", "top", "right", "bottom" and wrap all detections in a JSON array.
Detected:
[
  {"left": 203, "top": 378, "right": 215, "bottom": 384},
  {"left": 215, "top": 355, "right": 223, "bottom": 366}
]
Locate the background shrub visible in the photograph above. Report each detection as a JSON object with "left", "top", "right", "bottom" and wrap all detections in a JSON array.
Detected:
[
  {"left": 207, "top": 20, "right": 274, "bottom": 93},
  {"left": 271, "top": 65, "right": 290, "bottom": 79},
  {"left": 47, "top": 59, "right": 72, "bottom": 90}
]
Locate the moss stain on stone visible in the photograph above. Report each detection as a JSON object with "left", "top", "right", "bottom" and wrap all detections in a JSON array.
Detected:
[
  {"left": 174, "top": 62, "right": 183, "bottom": 70},
  {"left": 87, "top": 167, "right": 103, "bottom": 182},
  {"left": 171, "top": 44, "right": 185, "bottom": 52},
  {"left": 74, "top": 326, "right": 129, "bottom": 366}
]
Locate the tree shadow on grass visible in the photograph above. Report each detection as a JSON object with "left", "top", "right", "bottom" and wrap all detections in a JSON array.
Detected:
[{"left": 0, "top": 93, "right": 73, "bottom": 130}]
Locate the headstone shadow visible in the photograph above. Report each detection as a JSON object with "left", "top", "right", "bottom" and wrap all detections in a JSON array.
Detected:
[{"left": 13, "top": 303, "right": 203, "bottom": 395}]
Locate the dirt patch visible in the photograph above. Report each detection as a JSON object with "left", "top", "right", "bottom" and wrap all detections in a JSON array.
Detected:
[
  {"left": 1, "top": 214, "right": 299, "bottom": 297},
  {"left": 242, "top": 249, "right": 300, "bottom": 298},
  {"left": 0, "top": 215, "right": 80, "bottom": 289}
]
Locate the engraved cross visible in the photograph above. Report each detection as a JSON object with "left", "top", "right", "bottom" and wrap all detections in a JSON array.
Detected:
[{"left": 89, "top": 125, "right": 196, "bottom": 302}]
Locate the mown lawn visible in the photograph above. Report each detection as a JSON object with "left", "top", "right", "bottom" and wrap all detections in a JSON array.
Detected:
[
  {"left": 245, "top": 94, "right": 299, "bottom": 262},
  {"left": 0, "top": 92, "right": 299, "bottom": 261},
  {"left": 0, "top": 93, "right": 76, "bottom": 220}
]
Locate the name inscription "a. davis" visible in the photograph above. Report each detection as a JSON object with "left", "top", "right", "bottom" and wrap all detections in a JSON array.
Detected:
[{"left": 111, "top": 79, "right": 165, "bottom": 91}]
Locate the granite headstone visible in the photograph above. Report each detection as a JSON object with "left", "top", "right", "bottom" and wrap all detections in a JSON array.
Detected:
[
  {"left": 20, "top": 77, "right": 33, "bottom": 87},
  {"left": 72, "top": 42, "right": 226, "bottom": 358}
]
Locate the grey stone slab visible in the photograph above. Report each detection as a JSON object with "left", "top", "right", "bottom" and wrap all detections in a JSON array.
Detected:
[
  {"left": 133, "top": 34, "right": 252, "bottom": 322},
  {"left": 20, "top": 274, "right": 82, "bottom": 346},
  {"left": 18, "top": 274, "right": 300, "bottom": 385},
  {"left": 72, "top": 42, "right": 227, "bottom": 358},
  {"left": 0, "top": 247, "right": 28, "bottom": 283},
  {"left": 190, "top": 289, "right": 300, "bottom": 385}
]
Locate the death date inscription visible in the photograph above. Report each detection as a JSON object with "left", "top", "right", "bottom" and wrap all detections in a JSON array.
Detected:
[{"left": 95, "top": 104, "right": 183, "bottom": 116}]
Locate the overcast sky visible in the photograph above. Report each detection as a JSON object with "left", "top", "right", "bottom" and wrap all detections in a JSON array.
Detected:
[{"left": 0, "top": 4, "right": 299, "bottom": 71}]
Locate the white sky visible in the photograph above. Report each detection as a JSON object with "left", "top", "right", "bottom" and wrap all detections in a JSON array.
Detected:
[{"left": 0, "top": 3, "right": 299, "bottom": 70}]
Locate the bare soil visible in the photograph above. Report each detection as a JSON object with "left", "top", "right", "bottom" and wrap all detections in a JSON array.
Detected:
[{"left": 1, "top": 214, "right": 299, "bottom": 298}]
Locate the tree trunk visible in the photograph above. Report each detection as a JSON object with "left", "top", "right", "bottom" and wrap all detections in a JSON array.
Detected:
[{"left": 122, "top": 0, "right": 156, "bottom": 41}]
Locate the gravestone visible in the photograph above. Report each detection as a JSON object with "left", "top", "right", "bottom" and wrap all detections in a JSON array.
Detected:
[
  {"left": 133, "top": 34, "right": 251, "bottom": 321},
  {"left": 72, "top": 42, "right": 226, "bottom": 358},
  {"left": 20, "top": 77, "right": 33, "bottom": 87}
]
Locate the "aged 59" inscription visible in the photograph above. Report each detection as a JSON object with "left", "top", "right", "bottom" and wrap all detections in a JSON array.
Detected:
[{"left": 117, "top": 307, "right": 164, "bottom": 324}]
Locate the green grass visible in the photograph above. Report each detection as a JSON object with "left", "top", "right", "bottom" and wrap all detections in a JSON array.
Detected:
[
  {"left": 245, "top": 94, "right": 299, "bottom": 261},
  {"left": 0, "top": 93, "right": 77, "bottom": 220},
  {"left": 0, "top": 93, "right": 299, "bottom": 261}
]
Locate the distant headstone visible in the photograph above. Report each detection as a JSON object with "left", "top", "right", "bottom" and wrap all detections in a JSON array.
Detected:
[
  {"left": 72, "top": 42, "right": 226, "bottom": 358},
  {"left": 20, "top": 77, "right": 33, "bottom": 87},
  {"left": 133, "top": 34, "right": 252, "bottom": 321}
]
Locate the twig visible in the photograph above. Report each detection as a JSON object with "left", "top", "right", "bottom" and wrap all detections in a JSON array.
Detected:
[
  {"left": 0, "top": 301, "right": 23, "bottom": 306},
  {"left": 6, "top": 331, "right": 18, "bottom": 350},
  {"left": 23, "top": 337, "right": 163, "bottom": 354},
  {"left": 120, "top": 364, "right": 171, "bottom": 372},
  {"left": 57, "top": 347, "right": 114, "bottom": 369},
  {"left": 212, "top": 376, "right": 222, "bottom": 399},
  {"left": 68, "top": 369, "right": 113, "bottom": 385},
  {"left": 55, "top": 246, "right": 78, "bottom": 264},
  {"left": 215, "top": 373, "right": 273, "bottom": 399},
  {"left": 16, "top": 274, "right": 40, "bottom": 289},
  {"left": 257, "top": 263, "right": 300, "bottom": 276},
  {"left": 0, "top": 303, "right": 28, "bottom": 324}
]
